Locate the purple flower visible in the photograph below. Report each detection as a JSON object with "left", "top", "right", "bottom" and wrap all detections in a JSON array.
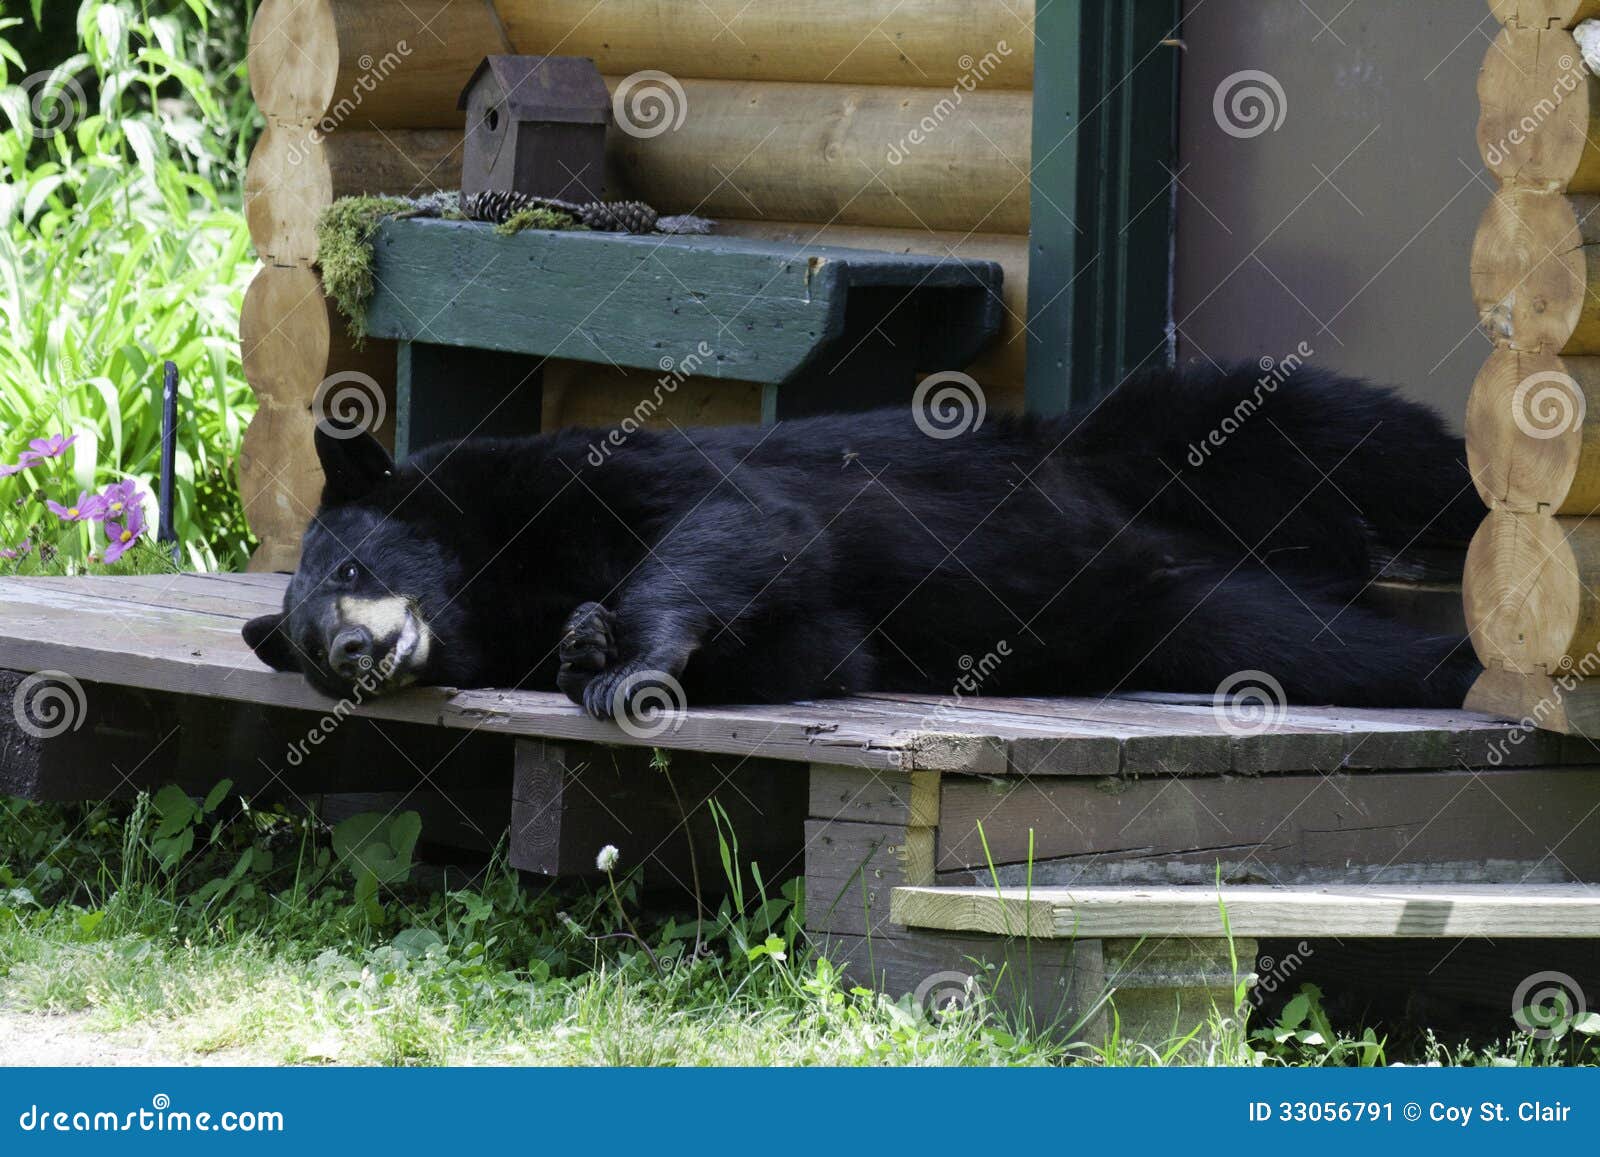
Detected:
[
  {"left": 26, "top": 434, "right": 76, "bottom": 462},
  {"left": 100, "top": 479, "right": 144, "bottom": 522},
  {"left": 46, "top": 491, "right": 107, "bottom": 523},
  {"left": 103, "top": 503, "right": 147, "bottom": 564},
  {"left": 0, "top": 539, "right": 31, "bottom": 561},
  {"left": 0, "top": 460, "right": 25, "bottom": 478}
]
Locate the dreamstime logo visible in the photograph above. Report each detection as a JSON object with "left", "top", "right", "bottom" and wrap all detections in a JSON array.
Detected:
[
  {"left": 1482, "top": 53, "right": 1588, "bottom": 169},
  {"left": 1213, "top": 670, "right": 1287, "bottom": 737},
  {"left": 1213, "top": 941, "right": 1314, "bottom": 1036},
  {"left": 889, "top": 640, "right": 1011, "bottom": 769},
  {"left": 1186, "top": 342, "right": 1313, "bottom": 467},
  {"left": 612, "top": 70, "right": 688, "bottom": 139},
  {"left": 1213, "top": 70, "right": 1287, "bottom": 139},
  {"left": 1512, "top": 371, "right": 1586, "bottom": 440},
  {"left": 913, "top": 970, "right": 981, "bottom": 1022},
  {"left": 886, "top": 42, "right": 1014, "bottom": 164},
  {"left": 912, "top": 371, "right": 986, "bottom": 440},
  {"left": 1512, "top": 970, "right": 1588, "bottom": 1039},
  {"left": 609, "top": 669, "right": 689, "bottom": 740},
  {"left": 284, "top": 40, "right": 413, "bottom": 165},
  {"left": 17, "top": 70, "right": 88, "bottom": 139},
  {"left": 313, "top": 371, "right": 387, "bottom": 439},
  {"left": 1485, "top": 637, "right": 1600, "bottom": 766},
  {"left": 283, "top": 651, "right": 402, "bottom": 768},
  {"left": 586, "top": 341, "right": 713, "bottom": 466},
  {"left": 11, "top": 671, "right": 87, "bottom": 739}
]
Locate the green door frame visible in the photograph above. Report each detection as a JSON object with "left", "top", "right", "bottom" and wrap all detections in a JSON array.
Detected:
[{"left": 1025, "top": 0, "right": 1184, "bottom": 412}]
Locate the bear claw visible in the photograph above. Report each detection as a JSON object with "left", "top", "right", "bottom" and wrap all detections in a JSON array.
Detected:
[{"left": 558, "top": 601, "right": 616, "bottom": 703}]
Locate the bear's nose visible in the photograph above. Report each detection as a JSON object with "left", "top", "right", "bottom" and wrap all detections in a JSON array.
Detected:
[{"left": 329, "top": 625, "right": 375, "bottom": 677}]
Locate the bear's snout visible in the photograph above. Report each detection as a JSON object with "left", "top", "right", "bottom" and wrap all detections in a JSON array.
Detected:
[{"left": 329, "top": 625, "right": 376, "bottom": 678}]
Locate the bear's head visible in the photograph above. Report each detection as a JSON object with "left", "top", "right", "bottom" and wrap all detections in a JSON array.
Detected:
[{"left": 242, "top": 426, "right": 475, "bottom": 699}]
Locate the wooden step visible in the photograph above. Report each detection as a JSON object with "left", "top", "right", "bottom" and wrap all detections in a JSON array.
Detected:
[{"left": 891, "top": 883, "right": 1600, "bottom": 939}]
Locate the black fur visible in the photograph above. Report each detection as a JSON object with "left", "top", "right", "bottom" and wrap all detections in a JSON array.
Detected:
[{"left": 245, "top": 365, "right": 1482, "bottom": 714}]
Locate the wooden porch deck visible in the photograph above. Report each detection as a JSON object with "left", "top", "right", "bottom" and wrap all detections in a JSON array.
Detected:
[
  {"left": 2, "top": 573, "right": 1596, "bottom": 1039},
  {"left": 0, "top": 572, "right": 1554, "bottom": 778}
]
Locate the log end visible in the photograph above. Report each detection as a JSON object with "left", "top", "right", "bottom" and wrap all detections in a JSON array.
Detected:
[
  {"left": 1470, "top": 188, "right": 1588, "bottom": 351},
  {"left": 1464, "top": 509, "right": 1583, "bottom": 673},
  {"left": 248, "top": 0, "right": 339, "bottom": 125},
  {"left": 1478, "top": 26, "right": 1597, "bottom": 189},
  {"left": 1466, "top": 348, "right": 1587, "bottom": 513},
  {"left": 245, "top": 122, "right": 334, "bottom": 267}
]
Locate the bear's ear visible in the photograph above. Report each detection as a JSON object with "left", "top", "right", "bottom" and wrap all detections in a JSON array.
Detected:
[
  {"left": 315, "top": 424, "right": 395, "bottom": 506},
  {"left": 243, "top": 613, "right": 301, "bottom": 673}
]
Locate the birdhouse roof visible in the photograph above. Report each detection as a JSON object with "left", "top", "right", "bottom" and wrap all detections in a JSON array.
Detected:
[{"left": 457, "top": 55, "right": 611, "bottom": 125}]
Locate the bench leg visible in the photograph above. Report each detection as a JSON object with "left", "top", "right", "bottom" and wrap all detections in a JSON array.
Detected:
[{"left": 395, "top": 342, "right": 545, "bottom": 459}]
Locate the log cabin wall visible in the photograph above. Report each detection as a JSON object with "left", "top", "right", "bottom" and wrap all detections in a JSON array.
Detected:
[
  {"left": 1462, "top": 1, "right": 1600, "bottom": 732},
  {"left": 240, "top": 0, "right": 1034, "bottom": 571}
]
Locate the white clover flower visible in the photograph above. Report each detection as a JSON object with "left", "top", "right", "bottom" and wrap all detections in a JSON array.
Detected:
[{"left": 595, "top": 844, "right": 620, "bottom": 872}]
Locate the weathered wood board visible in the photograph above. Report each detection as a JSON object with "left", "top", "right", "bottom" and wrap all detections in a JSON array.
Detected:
[
  {"left": 934, "top": 766, "right": 1600, "bottom": 886},
  {"left": 893, "top": 883, "right": 1600, "bottom": 939},
  {"left": 803, "top": 818, "right": 933, "bottom": 938},
  {"left": 0, "top": 669, "right": 512, "bottom": 803},
  {"left": 808, "top": 929, "right": 1101, "bottom": 1038},
  {"left": 362, "top": 219, "right": 1004, "bottom": 386},
  {"left": 0, "top": 576, "right": 1556, "bottom": 783}
]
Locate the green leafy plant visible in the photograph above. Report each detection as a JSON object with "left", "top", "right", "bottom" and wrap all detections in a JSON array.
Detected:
[
  {"left": 1251, "top": 983, "right": 1386, "bottom": 1067},
  {"left": 330, "top": 811, "right": 421, "bottom": 922},
  {"left": 0, "top": 1, "right": 259, "bottom": 571}
]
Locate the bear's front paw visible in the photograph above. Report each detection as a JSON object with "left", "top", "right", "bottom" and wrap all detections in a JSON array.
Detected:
[
  {"left": 580, "top": 660, "right": 688, "bottom": 728},
  {"left": 558, "top": 601, "right": 617, "bottom": 704}
]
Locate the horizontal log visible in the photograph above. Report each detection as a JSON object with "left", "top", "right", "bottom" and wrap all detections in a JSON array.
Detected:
[
  {"left": 1488, "top": 0, "right": 1600, "bottom": 27},
  {"left": 1477, "top": 24, "right": 1600, "bottom": 190},
  {"left": 719, "top": 220, "right": 1027, "bottom": 404},
  {"left": 248, "top": 0, "right": 504, "bottom": 129},
  {"left": 1465, "top": 348, "right": 1600, "bottom": 513},
  {"left": 542, "top": 360, "right": 764, "bottom": 430},
  {"left": 607, "top": 78, "right": 1032, "bottom": 234},
  {"left": 504, "top": 0, "right": 1033, "bottom": 89},
  {"left": 245, "top": 122, "right": 463, "bottom": 266},
  {"left": 1470, "top": 186, "right": 1600, "bottom": 353},
  {"left": 1463, "top": 507, "right": 1600, "bottom": 673},
  {"left": 239, "top": 266, "right": 397, "bottom": 571}
]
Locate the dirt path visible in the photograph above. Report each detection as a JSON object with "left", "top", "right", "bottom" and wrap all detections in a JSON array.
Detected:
[{"left": 0, "top": 1008, "right": 206, "bottom": 1066}]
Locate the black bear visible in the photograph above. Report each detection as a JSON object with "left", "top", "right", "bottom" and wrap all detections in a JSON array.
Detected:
[{"left": 243, "top": 364, "right": 1482, "bottom": 719}]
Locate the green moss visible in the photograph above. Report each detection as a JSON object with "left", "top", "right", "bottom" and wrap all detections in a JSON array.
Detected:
[
  {"left": 315, "top": 195, "right": 413, "bottom": 341},
  {"left": 494, "top": 205, "right": 583, "bottom": 235},
  {"left": 316, "top": 194, "right": 588, "bottom": 339}
]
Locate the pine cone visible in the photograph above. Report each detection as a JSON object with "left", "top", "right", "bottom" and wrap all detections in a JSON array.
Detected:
[
  {"left": 576, "top": 199, "right": 659, "bottom": 234},
  {"left": 464, "top": 189, "right": 536, "bottom": 225}
]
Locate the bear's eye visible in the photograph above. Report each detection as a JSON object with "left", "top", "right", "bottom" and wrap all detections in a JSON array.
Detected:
[{"left": 337, "top": 561, "right": 360, "bottom": 585}]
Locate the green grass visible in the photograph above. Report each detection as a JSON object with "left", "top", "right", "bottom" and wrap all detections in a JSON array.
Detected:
[{"left": 2, "top": 790, "right": 1595, "bottom": 1067}]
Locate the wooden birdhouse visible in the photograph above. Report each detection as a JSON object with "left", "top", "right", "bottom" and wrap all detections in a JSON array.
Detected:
[{"left": 458, "top": 55, "right": 610, "bottom": 203}]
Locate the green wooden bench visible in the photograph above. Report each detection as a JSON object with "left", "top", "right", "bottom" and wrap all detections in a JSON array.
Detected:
[{"left": 361, "top": 218, "right": 1006, "bottom": 454}]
